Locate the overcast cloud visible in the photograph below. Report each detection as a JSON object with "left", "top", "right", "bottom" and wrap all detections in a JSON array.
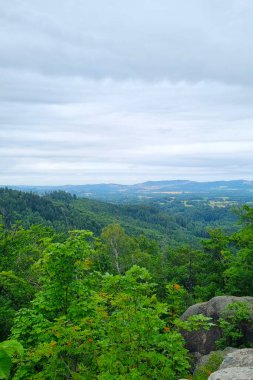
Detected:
[{"left": 1, "top": 0, "right": 253, "bottom": 184}]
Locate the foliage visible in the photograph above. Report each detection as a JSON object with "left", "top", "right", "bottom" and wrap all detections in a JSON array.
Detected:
[
  {"left": 224, "top": 206, "right": 253, "bottom": 296},
  {"left": 1, "top": 190, "right": 253, "bottom": 378},
  {"left": 0, "top": 223, "right": 56, "bottom": 340},
  {"left": 166, "top": 282, "right": 189, "bottom": 320},
  {"left": 0, "top": 340, "right": 23, "bottom": 379},
  {"left": 9, "top": 231, "right": 195, "bottom": 379},
  {"left": 95, "top": 266, "right": 190, "bottom": 379},
  {"left": 0, "top": 271, "right": 34, "bottom": 341},
  {"left": 193, "top": 351, "right": 224, "bottom": 380},
  {"left": 0, "top": 187, "right": 238, "bottom": 246},
  {"left": 216, "top": 301, "right": 252, "bottom": 349},
  {"left": 165, "top": 246, "right": 204, "bottom": 295},
  {"left": 193, "top": 228, "right": 229, "bottom": 301}
]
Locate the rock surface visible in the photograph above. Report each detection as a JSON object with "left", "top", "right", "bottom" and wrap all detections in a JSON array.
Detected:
[
  {"left": 219, "top": 348, "right": 253, "bottom": 369},
  {"left": 208, "top": 367, "right": 253, "bottom": 380},
  {"left": 208, "top": 348, "right": 253, "bottom": 380},
  {"left": 194, "top": 347, "right": 236, "bottom": 374},
  {"left": 181, "top": 296, "right": 253, "bottom": 354}
]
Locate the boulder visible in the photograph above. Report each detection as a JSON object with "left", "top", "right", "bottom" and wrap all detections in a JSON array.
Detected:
[
  {"left": 181, "top": 296, "right": 253, "bottom": 354},
  {"left": 208, "top": 367, "right": 253, "bottom": 380},
  {"left": 219, "top": 348, "right": 253, "bottom": 369},
  {"left": 194, "top": 347, "right": 236, "bottom": 374},
  {"left": 207, "top": 348, "right": 253, "bottom": 379}
]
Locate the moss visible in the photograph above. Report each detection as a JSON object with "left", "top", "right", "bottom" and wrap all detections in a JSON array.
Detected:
[{"left": 193, "top": 351, "right": 224, "bottom": 380}]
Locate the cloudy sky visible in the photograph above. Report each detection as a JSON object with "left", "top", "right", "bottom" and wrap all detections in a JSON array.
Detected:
[{"left": 1, "top": 0, "right": 253, "bottom": 185}]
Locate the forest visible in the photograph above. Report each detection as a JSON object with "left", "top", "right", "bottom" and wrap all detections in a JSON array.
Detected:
[{"left": 0, "top": 188, "right": 253, "bottom": 379}]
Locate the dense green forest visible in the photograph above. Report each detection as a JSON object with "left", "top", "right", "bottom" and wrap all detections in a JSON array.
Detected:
[
  {"left": 0, "top": 188, "right": 238, "bottom": 245},
  {"left": 0, "top": 188, "right": 253, "bottom": 379}
]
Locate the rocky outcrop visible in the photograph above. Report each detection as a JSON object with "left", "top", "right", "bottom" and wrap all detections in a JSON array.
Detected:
[
  {"left": 181, "top": 296, "right": 253, "bottom": 354},
  {"left": 219, "top": 348, "right": 253, "bottom": 369},
  {"left": 208, "top": 348, "right": 253, "bottom": 379},
  {"left": 194, "top": 347, "right": 236, "bottom": 374},
  {"left": 208, "top": 367, "right": 253, "bottom": 380}
]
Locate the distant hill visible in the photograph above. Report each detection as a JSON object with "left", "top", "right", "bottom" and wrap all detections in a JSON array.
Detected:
[
  {"left": 0, "top": 187, "right": 240, "bottom": 247},
  {"left": 2, "top": 180, "right": 253, "bottom": 202},
  {"left": 0, "top": 188, "right": 199, "bottom": 245}
]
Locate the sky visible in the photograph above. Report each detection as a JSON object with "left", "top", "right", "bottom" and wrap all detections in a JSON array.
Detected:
[{"left": 1, "top": 0, "right": 253, "bottom": 185}]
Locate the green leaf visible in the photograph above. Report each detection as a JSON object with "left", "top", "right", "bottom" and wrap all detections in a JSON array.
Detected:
[
  {"left": 0, "top": 340, "right": 24, "bottom": 358},
  {"left": 0, "top": 350, "right": 12, "bottom": 379}
]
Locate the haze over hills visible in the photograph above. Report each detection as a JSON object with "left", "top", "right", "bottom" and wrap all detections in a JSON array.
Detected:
[{"left": 2, "top": 180, "right": 253, "bottom": 202}]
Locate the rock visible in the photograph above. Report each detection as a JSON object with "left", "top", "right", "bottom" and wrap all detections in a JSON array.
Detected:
[
  {"left": 208, "top": 367, "right": 253, "bottom": 380},
  {"left": 219, "top": 348, "right": 253, "bottom": 369},
  {"left": 221, "top": 346, "right": 238, "bottom": 356},
  {"left": 207, "top": 348, "right": 253, "bottom": 379},
  {"left": 181, "top": 296, "right": 253, "bottom": 354},
  {"left": 188, "top": 351, "right": 202, "bottom": 374},
  {"left": 194, "top": 347, "right": 237, "bottom": 374}
]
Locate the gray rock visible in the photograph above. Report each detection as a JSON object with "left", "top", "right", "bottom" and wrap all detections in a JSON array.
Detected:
[
  {"left": 219, "top": 348, "right": 253, "bottom": 369},
  {"left": 181, "top": 296, "right": 253, "bottom": 354},
  {"left": 208, "top": 367, "right": 253, "bottom": 380},
  {"left": 182, "top": 296, "right": 253, "bottom": 321},
  {"left": 221, "top": 346, "right": 239, "bottom": 356},
  {"left": 194, "top": 347, "right": 237, "bottom": 374},
  {"left": 207, "top": 348, "right": 253, "bottom": 379},
  {"left": 189, "top": 351, "right": 202, "bottom": 373}
]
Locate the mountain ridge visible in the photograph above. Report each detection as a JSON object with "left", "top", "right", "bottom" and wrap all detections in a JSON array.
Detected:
[{"left": 1, "top": 179, "right": 253, "bottom": 202}]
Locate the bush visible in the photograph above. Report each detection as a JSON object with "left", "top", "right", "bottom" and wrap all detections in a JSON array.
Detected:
[
  {"left": 193, "top": 351, "right": 223, "bottom": 380},
  {"left": 216, "top": 301, "right": 252, "bottom": 349}
]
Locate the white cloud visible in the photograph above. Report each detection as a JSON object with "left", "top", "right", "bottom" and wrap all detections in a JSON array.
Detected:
[{"left": 0, "top": 1, "right": 253, "bottom": 184}]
